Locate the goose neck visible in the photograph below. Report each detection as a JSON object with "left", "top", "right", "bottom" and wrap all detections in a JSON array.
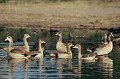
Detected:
[
  {"left": 66, "top": 46, "right": 72, "bottom": 54},
  {"left": 38, "top": 43, "right": 43, "bottom": 52},
  {"left": 23, "top": 37, "right": 29, "bottom": 51},
  {"left": 23, "top": 37, "right": 27, "bottom": 44},
  {"left": 9, "top": 39, "right": 14, "bottom": 47},
  {"left": 77, "top": 47, "right": 82, "bottom": 58},
  {"left": 58, "top": 35, "right": 63, "bottom": 42},
  {"left": 104, "top": 37, "right": 107, "bottom": 43},
  {"left": 8, "top": 39, "right": 14, "bottom": 51},
  {"left": 107, "top": 35, "right": 111, "bottom": 42}
]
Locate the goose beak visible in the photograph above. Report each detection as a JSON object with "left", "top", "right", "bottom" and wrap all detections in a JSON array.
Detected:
[
  {"left": 28, "top": 35, "right": 31, "bottom": 38},
  {"left": 55, "top": 32, "right": 61, "bottom": 36},
  {"left": 70, "top": 44, "right": 74, "bottom": 47},
  {"left": 72, "top": 46, "right": 75, "bottom": 48},
  {"left": 72, "top": 46, "right": 76, "bottom": 48},
  {"left": 55, "top": 33, "right": 58, "bottom": 35},
  {"left": 72, "top": 44, "right": 74, "bottom": 47},
  {"left": 111, "top": 34, "right": 114, "bottom": 37},
  {"left": 5, "top": 38, "right": 8, "bottom": 41},
  {"left": 43, "top": 41, "right": 46, "bottom": 44},
  {"left": 110, "top": 33, "right": 114, "bottom": 37}
]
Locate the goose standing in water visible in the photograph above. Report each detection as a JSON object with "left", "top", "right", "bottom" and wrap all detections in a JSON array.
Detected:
[
  {"left": 73, "top": 44, "right": 97, "bottom": 60},
  {"left": 93, "top": 33, "right": 113, "bottom": 55},
  {"left": 31, "top": 39, "right": 46, "bottom": 59},
  {"left": 4, "top": 34, "right": 31, "bottom": 59},
  {"left": 56, "top": 32, "right": 67, "bottom": 52}
]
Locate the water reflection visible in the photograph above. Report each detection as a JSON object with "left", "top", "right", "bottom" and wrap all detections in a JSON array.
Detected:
[
  {"left": 113, "top": 47, "right": 120, "bottom": 79},
  {"left": 8, "top": 58, "right": 31, "bottom": 79},
  {"left": 95, "top": 56, "right": 113, "bottom": 79},
  {"left": 28, "top": 58, "right": 43, "bottom": 79},
  {"left": 73, "top": 59, "right": 82, "bottom": 79},
  {"left": 57, "top": 58, "right": 73, "bottom": 79},
  {"left": 8, "top": 58, "right": 44, "bottom": 79}
]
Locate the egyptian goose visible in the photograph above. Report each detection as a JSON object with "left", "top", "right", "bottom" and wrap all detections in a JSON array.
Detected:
[
  {"left": 87, "top": 33, "right": 108, "bottom": 52},
  {"left": 73, "top": 44, "right": 97, "bottom": 60},
  {"left": 31, "top": 39, "right": 46, "bottom": 58},
  {"left": 4, "top": 34, "right": 31, "bottom": 59},
  {"left": 56, "top": 32, "right": 67, "bottom": 52},
  {"left": 4, "top": 34, "right": 30, "bottom": 52},
  {"left": 93, "top": 33, "right": 113, "bottom": 55}
]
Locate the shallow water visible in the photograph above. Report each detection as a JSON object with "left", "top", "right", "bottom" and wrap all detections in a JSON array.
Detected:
[{"left": 0, "top": 28, "right": 117, "bottom": 79}]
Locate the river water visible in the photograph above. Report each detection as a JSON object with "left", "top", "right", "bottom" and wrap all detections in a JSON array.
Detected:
[{"left": 0, "top": 28, "right": 118, "bottom": 79}]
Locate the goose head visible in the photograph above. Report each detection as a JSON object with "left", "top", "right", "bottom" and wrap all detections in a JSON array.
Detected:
[
  {"left": 107, "top": 33, "right": 114, "bottom": 42},
  {"left": 104, "top": 34, "right": 108, "bottom": 38},
  {"left": 24, "top": 34, "right": 31, "bottom": 39},
  {"left": 101, "top": 33, "right": 108, "bottom": 44},
  {"left": 103, "top": 34, "right": 107, "bottom": 40},
  {"left": 55, "top": 32, "right": 63, "bottom": 37},
  {"left": 5, "top": 36, "right": 13, "bottom": 42},
  {"left": 73, "top": 44, "right": 81, "bottom": 49},
  {"left": 38, "top": 39, "right": 46, "bottom": 52},
  {"left": 67, "top": 43, "right": 74, "bottom": 48},
  {"left": 108, "top": 33, "right": 114, "bottom": 37},
  {"left": 66, "top": 43, "right": 74, "bottom": 51},
  {"left": 73, "top": 44, "right": 82, "bottom": 53},
  {"left": 66, "top": 43, "right": 74, "bottom": 54},
  {"left": 39, "top": 39, "right": 46, "bottom": 44}
]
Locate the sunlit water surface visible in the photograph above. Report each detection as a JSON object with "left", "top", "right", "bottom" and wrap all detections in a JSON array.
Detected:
[{"left": 0, "top": 28, "right": 117, "bottom": 79}]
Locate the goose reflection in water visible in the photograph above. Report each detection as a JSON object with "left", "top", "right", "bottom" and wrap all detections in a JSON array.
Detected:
[
  {"left": 57, "top": 58, "right": 72, "bottom": 79},
  {"left": 95, "top": 56, "right": 113, "bottom": 79},
  {"left": 31, "top": 58, "right": 43, "bottom": 73},
  {"left": 8, "top": 58, "right": 31, "bottom": 79},
  {"left": 72, "top": 59, "right": 82, "bottom": 79},
  {"left": 8, "top": 58, "right": 44, "bottom": 79}
]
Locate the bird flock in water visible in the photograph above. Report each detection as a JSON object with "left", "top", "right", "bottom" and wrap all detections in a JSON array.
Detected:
[{"left": 3, "top": 31, "right": 115, "bottom": 61}]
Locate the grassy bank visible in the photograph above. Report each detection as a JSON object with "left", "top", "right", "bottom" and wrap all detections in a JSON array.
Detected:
[{"left": 0, "top": 0, "right": 120, "bottom": 29}]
